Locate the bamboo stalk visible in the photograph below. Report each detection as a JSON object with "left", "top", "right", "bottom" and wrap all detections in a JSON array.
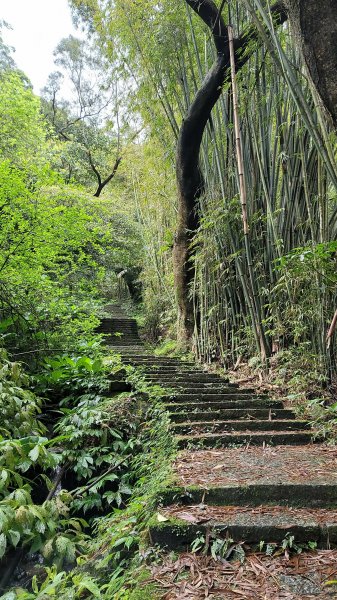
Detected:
[{"left": 228, "top": 26, "right": 249, "bottom": 236}]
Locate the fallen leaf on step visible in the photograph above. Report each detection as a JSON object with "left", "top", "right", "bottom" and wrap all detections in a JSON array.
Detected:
[
  {"left": 175, "top": 511, "right": 202, "bottom": 523},
  {"left": 157, "top": 513, "right": 169, "bottom": 522}
]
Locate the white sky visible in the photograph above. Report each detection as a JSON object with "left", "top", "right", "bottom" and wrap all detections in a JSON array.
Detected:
[{"left": 1, "top": 0, "right": 80, "bottom": 94}]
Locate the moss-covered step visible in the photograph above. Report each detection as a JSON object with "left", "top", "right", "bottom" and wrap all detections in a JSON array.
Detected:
[
  {"left": 169, "top": 408, "right": 296, "bottom": 422},
  {"left": 149, "top": 504, "right": 337, "bottom": 550},
  {"left": 159, "top": 482, "right": 337, "bottom": 508},
  {"left": 176, "top": 430, "right": 314, "bottom": 449},
  {"left": 171, "top": 419, "right": 310, "bottom": 435}
]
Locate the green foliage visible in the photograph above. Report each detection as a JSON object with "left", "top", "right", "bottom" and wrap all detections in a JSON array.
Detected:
[
  {"left": 0, "top": 351, "right": 44, "bottom": 438},
  {"left": 0, "top": 566, "right": 101, "bottom": 600},
  {"left": 259, "top": 535, "right": 317, "bottom": 557},
  {"left": 1, "top": 361, "right": 175, "bottom": 599},
  {"left": 306, "top": 397, "right": 337, "bottom": 441},
  {"left": 0, "top": 71, "right": 50, "bottom": 174},
  {"left": 35, "top": 351, "right": 108, "bottom": 397},
  {"left": 0, "top": 352, "right": 89, "bottom": 566},
  {"left": 0, "top": 56, "right": 142, "bottom": 359}
]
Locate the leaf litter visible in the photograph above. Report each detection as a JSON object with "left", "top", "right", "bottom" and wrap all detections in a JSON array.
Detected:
[
  {"left": 173, "top": 445, "right": 337, "bottom": 488},
  {"left": 158, "top": 503, "right": 337, "bottom": 527},
  {"left": 147, "top": 550, "right": 337, "bottom": 599}
]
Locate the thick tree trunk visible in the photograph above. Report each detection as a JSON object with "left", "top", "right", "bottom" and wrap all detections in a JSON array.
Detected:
[
  {"left": 285, "top": 0, "right": 337, "bottom": 129},
  {"left": 174, "top": 1, "right": 287, "bottom": 343}
]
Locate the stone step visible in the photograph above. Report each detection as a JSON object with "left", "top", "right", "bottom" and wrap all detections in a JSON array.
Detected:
[
  {"left": 144, "top": 375, "right": 231, "bottom": 383},
  {"left": 106, "top": 338, "right": 141, "bottom": 342},
  {"left": 108, "top": 321, "right": 138, "bottom": 325},
  {"left": 170, "top": 387, "right": 242, "bottom": 394},
  {"left": 122, "top": 354, "right": 193, "bottom": 359},
  {"left": 123, "top": 359, "right": 196, "bottom": 367},
  {"left": 145, "top": 371, "right": 225, "bottom": 377},
  {"left": 149, "top": 504, "right": 337, "bottom": 550},
  {"left": 109, "top": 336, "right": 140, "bottom": 341},
  {"left": 101, "top": 323, "right": 138, "bottom": 333},
  {"left": 176, "top": 430, "right": 313, "bottom": 449},
  {"left": 164, "top": 446, "right": 337, "bottom": 507},
  {"left": 109, "top": 341, "right": 142, "bottom": 347},
  {"left": 135, "top": 367, "right": 200, "bottom": 373},
  {"left": 161, "top": 483, "right": 337, "bottom": 508},
  {"left": 109, "top": 336, "right": 139, "bottom": 341},
  {"left": 99, "top": 317, "right": 138, "bottom": 323},
  {"left": 123, "top": 364, "right": 199, "bottom": 373},
  {"left": 165, "top": 399, "right": 284, "bottom": 411},
  {"left": 165, "top": 393, "right": 269, "bottom": 402},
  {"left": 98, "top": 325, "right": 139, "bottom": 332},
  {"left": 172, "top": 419, "right": 309, "bottom": 435},
  {"left": 103, "top": 332, "right": 140, "bottom": 337},
  {"left": 108, "top": 328, "right": 139, "bottom": 333},
  {"left": 118, "top": 353, "right": 156, "bottom": 358},
  {"left": 169, "top": 408, "right": 296, "bottom": 422},
  {"left": 108, "top": 345, "right": 144, "bottom": 351}
]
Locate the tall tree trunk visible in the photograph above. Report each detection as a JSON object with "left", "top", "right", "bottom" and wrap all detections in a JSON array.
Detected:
[
  {"left": 174, "top": 1, "right": 287, "bottom": 343},
  {"left": 174, "top": 0, "right": 229, "bottom": 342},
  {"left": 285, "top": 0, "right": 337, "bottom": 129}
]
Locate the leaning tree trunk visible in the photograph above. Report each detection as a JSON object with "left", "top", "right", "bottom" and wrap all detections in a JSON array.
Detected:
[
  {"left": 174, "top": 0, "right": 287, "bottom": 343},
  {"left": 285, "top": 0, "right": 337, "bottom": 129},
  {"left": 174, "top": 0, "right": 230, "bottom": 343}
]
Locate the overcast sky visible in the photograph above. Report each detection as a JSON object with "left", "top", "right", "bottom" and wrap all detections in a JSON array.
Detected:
[{"left": 1, "top": 0, "right": 80, "bottom": 94}]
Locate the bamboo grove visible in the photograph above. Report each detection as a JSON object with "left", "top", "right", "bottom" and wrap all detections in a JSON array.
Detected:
[{"left": 69, "top": 0, "right": 337, "bottom": 383}]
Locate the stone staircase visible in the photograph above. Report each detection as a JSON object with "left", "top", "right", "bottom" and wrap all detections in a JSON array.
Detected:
[
  {"left": 103, "top": 306, "right": 337, "bottom": 551},
  {"left": 97, "top": 304, "right": 141, "bottom": 347}
]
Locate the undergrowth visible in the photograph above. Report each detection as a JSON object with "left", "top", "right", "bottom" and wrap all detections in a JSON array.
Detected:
[{"left": 0, "top": 346, "right": 176, "bottom": 599}]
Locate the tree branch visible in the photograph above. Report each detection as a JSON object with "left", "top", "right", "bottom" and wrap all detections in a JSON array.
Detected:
[{"left": 87, "top": 150, "right": 102, "bottom": 189}]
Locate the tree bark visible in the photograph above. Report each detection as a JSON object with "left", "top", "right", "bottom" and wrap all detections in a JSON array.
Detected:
[
  {"left": 174, "top": 1, "right": 287, "bottom": 343},
  {"left": 285, "top": 0, "right": 337, "bottom": 129}
]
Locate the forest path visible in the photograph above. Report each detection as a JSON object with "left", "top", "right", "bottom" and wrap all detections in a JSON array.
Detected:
[{"left": 102, "top": 306, "right": 337, "bottom": 552}]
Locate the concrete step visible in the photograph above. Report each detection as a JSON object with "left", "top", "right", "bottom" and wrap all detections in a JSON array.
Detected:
[
  {"left": 163, "top": 445, "right": 337, "bottom": 508},
  {"left": 135, "top": 367, "right": 200, "bottom": 373},
  {"left": 172, "top": 419, "right": 310, "bottom": 435},
  {"left": 169, "top": 408, "right": 296, "bottom": 422},
  {"left": 149, "top": 504, "right": 337, "bottom": 550},
  {"left": 144, "top": 375, "right": 231, "bottom": 383},
  {"left": 161, "top": 483, "right": 337, "bottom": 508},
  {"left": 123, "top": 359, "right": 196, "bottom": 367},
  {"left": 109, "top": 341, "right": 142, "bottom": 347},
  {"left": 165, "top": 393, "right": 269, "bottom": 402},
  {"left": 176, "top": 430, "right": 313, "bottom": 449},
  {"left": 106, "top": 338, "right": 141, "bottom": 342},
  {"left": 132, "top": 360, "right": 195, "bottom": 365},
  {"left": 108, "top": 345, "right": 145, "bottom": 351},
  {"left": 165, "top": 399, "right": 285, "bottom": 411},
  {"left": 166, "top": 385, "right": 251, "bottom": 393}
]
